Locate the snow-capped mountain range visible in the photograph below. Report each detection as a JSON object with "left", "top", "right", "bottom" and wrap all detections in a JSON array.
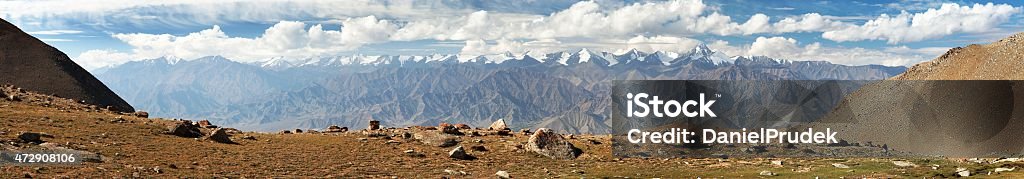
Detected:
[
  {"left": 241, "top": 44, "right": 746, "bottom": 70},
  {"left": 94, "top": 44, "right": 907, "bottom": 134}
]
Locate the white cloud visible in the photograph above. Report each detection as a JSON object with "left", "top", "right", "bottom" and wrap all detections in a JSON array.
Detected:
[
  {"left": 748, "top": 37, "right": 807, "bottom": 58},
  {"left": 619, "top": 35, "right": 702, "bottom": 54},
  {"left": 98, "top": 20, "right": 398, "bottom": 65},
  {"left": 822, "top": 3, "right": 1021, "bottom": 43},
  {"left": 74, "top": 49, "right": 135, "bottom": 70},
  {"left": 26, "top": 30, "right": 83, "bottom": 35},
  {"left": 734, "top": 36, "right": 943, "bottom": 66}
]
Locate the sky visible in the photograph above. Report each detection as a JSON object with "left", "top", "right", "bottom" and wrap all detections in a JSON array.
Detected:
[{"left": 2, "top": 0, "right": 1023, "bottom": 70}]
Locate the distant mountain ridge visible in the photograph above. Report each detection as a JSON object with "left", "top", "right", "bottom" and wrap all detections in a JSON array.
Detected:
[{"left": 95, "top": 45, "right": 906, "bottom": 133}]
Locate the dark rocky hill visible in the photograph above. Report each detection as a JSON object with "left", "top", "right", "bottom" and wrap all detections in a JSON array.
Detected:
[{"left": 0, "top": 18, "right": 134, "bottom": 112}]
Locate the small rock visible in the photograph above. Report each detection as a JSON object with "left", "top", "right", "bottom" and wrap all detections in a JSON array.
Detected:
[
  {"left": 134, "top": 111, "right": 149, "bottom": 118},
  {"left": 759, "top": 170, "right": 775, "bottom": 176},
  {"left": 473, "top": 139, "right": 484, "bottom": 143},
  {"left": 385, "top": 140, "right": 401, "bottom": 145},
  {"left": 470, "top": 146, "right": 488, "bottom": 151},
  {"left": 439, "top": 123, "right": 461, "bottom": 135},
  {"left": 197, "top": 120, "right": 217, "bottom": 128},
  {"left": 771, "top": 160, "right": 783, "bottom": 166},
  {"left": 448, "top": 146, "right": 474, "bottom": 160},
  {"left": 495, "top": 171, "right": 511, "bottom": 179},
  {"left": 444, "top": 169, "right": 467, "bottom": 176},
  {"left": 995, "top": 167, "right": 1015, "bottom": 173},
  {"left": 152, "top": 166, "right": 162, "bottom": 174},
  {"left": 326, "top": 125, "right": 348, "bottom": 133},
  {"left": 368, "top": 120, "right": 381, "bottom": 130},
  {"left": 294, "top": 129, "right": 303, "bottom": 133},
  {"left": 519, "top": 129, "right": 531, "bottom": 135},
  {"left": 956, "top": 167, "right": 970, "bottom": 177},
  {"left": 892, "top": 161, "right": 917, "bottom": 167},
  {"left": 454, "top": 123, "right": 471, "bottom": 129},
  {"left": 832, "top": 163, "right": 850, "bottom": 169},
  {"left": 279, "top": 130, "right": 292, "bottom": 134}
]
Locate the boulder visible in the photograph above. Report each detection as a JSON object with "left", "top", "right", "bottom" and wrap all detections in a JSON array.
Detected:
[
  {"left": 526, "top": 128, "right": 581, "bottom": 160},
  {"left": 294, "top": 129, "right": 303, "bottom": 133},
  {"left": 167, "top": 122, "right": 202, "bottom": 138},
  {"left": 439, "top": 123, "right": 461, "bottom": 135},
  {"left": 133, "top": 111, "right": 149, "bottom": 118},
  {"left": 326, "top": 125, "right": 348, "bottom": 133},
  {"left": 454, "top": 123, "right": 471, "bottom": 129},
  {"left": 197, "top": 120, "right": 217, "bottom": 128},
  {"left": 18, "top": 132, "right": 50, "bottom": 143},
  {"left": 204, "top": 128, "right": 234, "bottom": 144},
  {"left": 368, "top": 120, "right": 380, "bottom": 130},
  {"left": 489, "top": 119, "right": 508, "bottom": 130},
  {"left": 448, "top": 146, "right": 474, "bottom": 160},
  {"left": 413, "top": 130, "right": 459, "bottom": 147}
]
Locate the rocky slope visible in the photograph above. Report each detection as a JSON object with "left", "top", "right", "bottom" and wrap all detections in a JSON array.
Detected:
[
  {"left": 0, "top": 19, "right": 134, "bottom": 112},
  {"left": 813, "top": 32, "right": 1024, "bottom": 157},
  {"left": 895, "top": 32, "right": 1024, "bottom": 80}
]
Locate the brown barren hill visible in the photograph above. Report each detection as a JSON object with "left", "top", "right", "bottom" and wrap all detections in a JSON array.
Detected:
[
  {"left": 895, "top": 32, "right": 1024, "bottom": 80},
  {"left": 0, "top": 18, "right": 134, "bottom": 112},
  {"left": 813, "top": 32, "right": 1024, "bottom": 157}
]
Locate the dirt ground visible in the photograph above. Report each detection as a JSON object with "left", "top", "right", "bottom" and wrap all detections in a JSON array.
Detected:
[{"left": 3, "top": 91, "right": 1024, "bottom": 178}]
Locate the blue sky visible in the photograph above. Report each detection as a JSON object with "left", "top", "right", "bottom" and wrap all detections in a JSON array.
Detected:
[{"left": 2, "top": 0, "right": 1022, "bottom": 69}]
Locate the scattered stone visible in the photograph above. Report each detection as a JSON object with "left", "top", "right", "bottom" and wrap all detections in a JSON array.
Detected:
[
  {"left": 759, "top": 170, "right": 776, "bottom": 176},
  {"left": 470, "top": 146, "right": 488, "bottom": 152},
  {"left": 495, "top": 171, "right": 511, "bottom": 179},
  {"left": 489, "top": 119, "right": 509, "bottom": 130},
  {"left": 204, "top": 128, "right": 234, "bottom": 144},
  {"left": 18, "top": 132, "right": 49, "bottom": 143},
  {"left": 134, "top": 111, "right": 149, "bottom": 118},
  {"left": 167, "top": 122, "right": 202, "bottom": 138},
  {"left": 448, "top": 146, "right": 474, "bottom": 160},
  {"left": 770, "top": 160, "right": 783, "bottom": 166},
  {"left": 326, "top": 125, "right": 348, "bottom": 133},
  {"left": 526, "top": 128, "right": 582, "bottom": 160},
  {"left": 110, "top": 116, "right": 127, "bottom": 123},
  {"left": 892, "top": 161, "right": 917, "bottom": 167},
  {"left": 956, "top": 167, "right": 970, "bottom": 177},
  {"left": 997, "top": 158, "right": 1024, "bottom": 163},
  {"left": 368, "top": 120, "right": 381, "bottom": 130},
  {"left": 454, "top": 123, "right": 471, "bottom": 129},
  {"left": 832, "top": 163, "right": 850, "bottom": 169},
  {"left": 413, "top": 130, "right": 459, "bottom": 147}
]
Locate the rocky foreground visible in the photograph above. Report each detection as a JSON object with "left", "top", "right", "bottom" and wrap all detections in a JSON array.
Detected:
[{"left": 1, "top": 86, "right": 1024, "bottom": 178}]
